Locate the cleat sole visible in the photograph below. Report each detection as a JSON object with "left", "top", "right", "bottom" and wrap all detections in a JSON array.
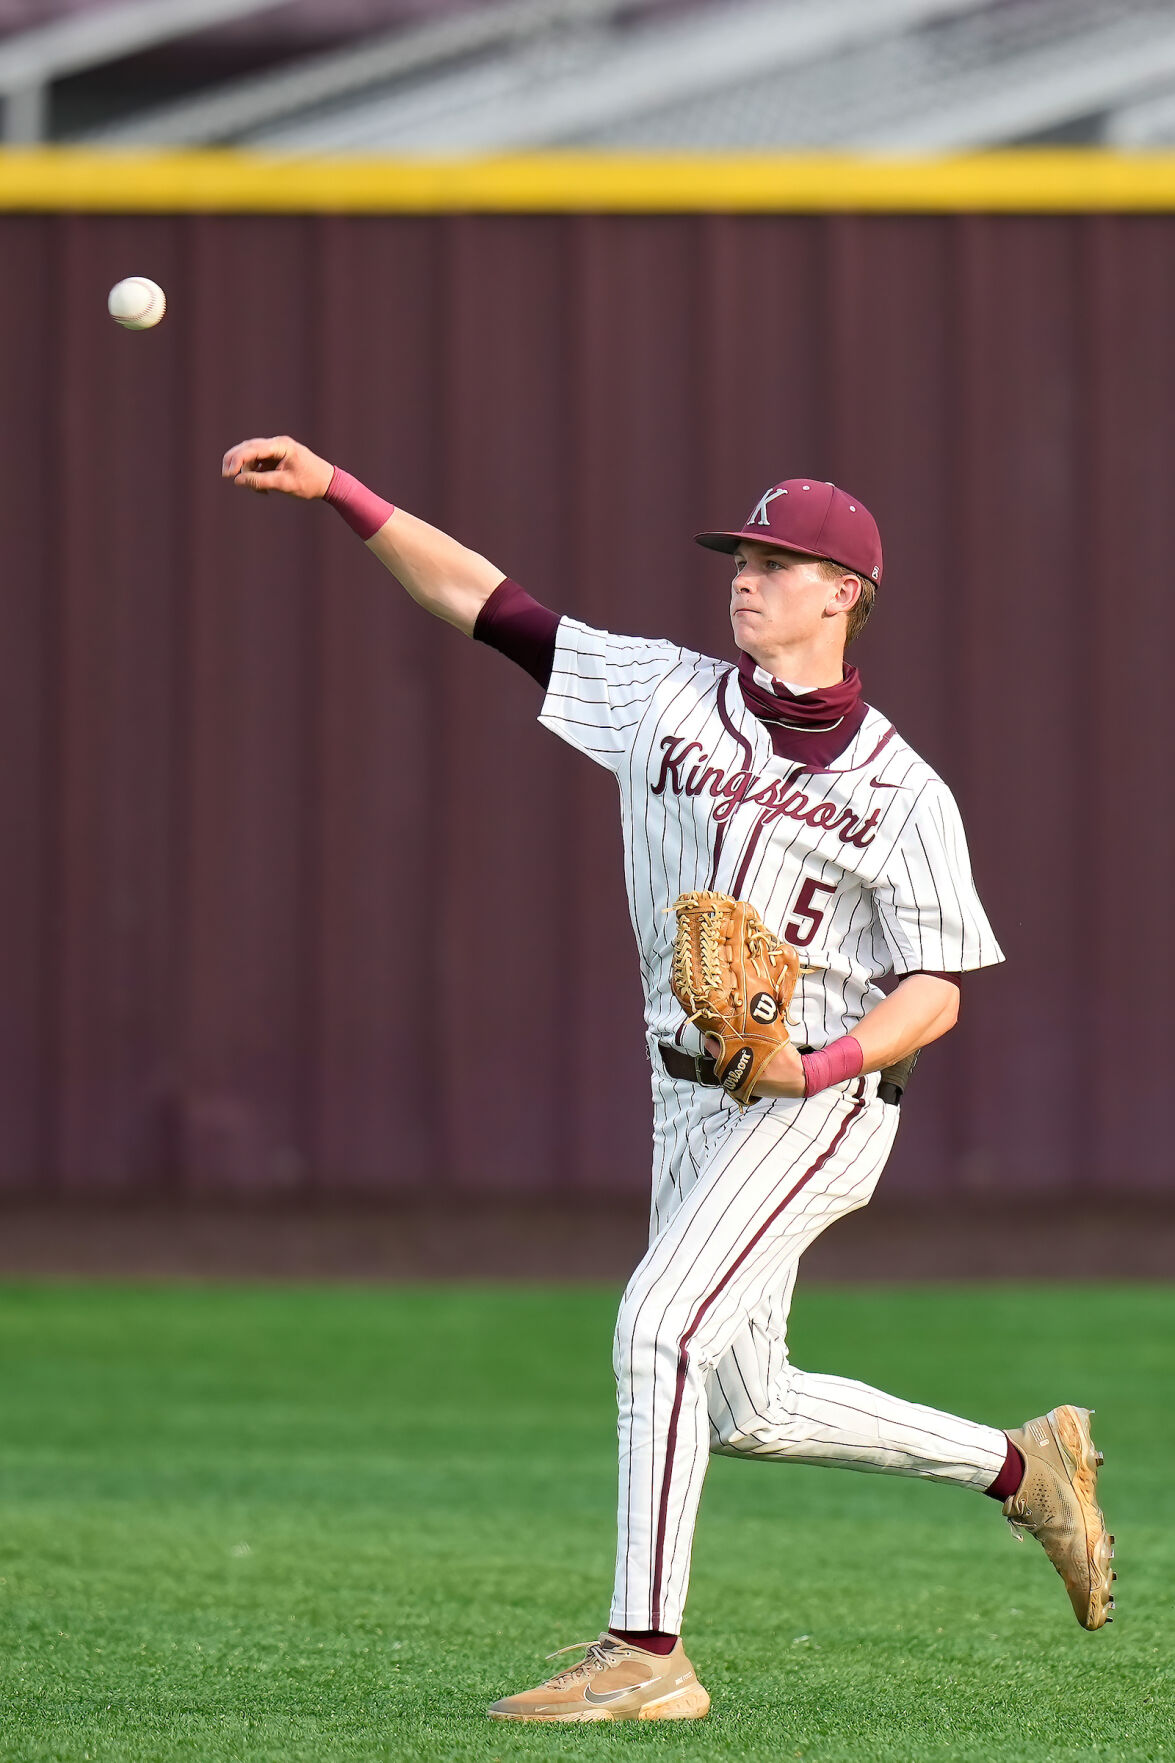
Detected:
[
  {"left": 1053, "top": 1406, "right": 1114, "bottom": 1630},
  {"left": 489, "top": 1709, "right": 613, "bottom": 1723},
  {"left": 639, "top": 1684, "right": 711, "bottom": 1721},
  {"left": 489, "top": 1680, "right": 710, "bottom": 1725}
]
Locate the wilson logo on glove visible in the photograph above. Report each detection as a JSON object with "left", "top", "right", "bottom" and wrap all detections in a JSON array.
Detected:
[
  {"left": 669, "top": 891, "right": 802, "bottom": 1107},
  {"left": 721, "top": 1049, "right": 754, "bottom": 1093}
]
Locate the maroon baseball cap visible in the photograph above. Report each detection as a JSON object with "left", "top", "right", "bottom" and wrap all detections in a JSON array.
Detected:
[{"left": 695, "top": 479, "right": 882, "bottom": 585}]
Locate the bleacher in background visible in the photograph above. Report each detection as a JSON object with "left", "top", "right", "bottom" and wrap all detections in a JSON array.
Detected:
[{"left": 5, "top": 0, "right": 1175, "bottom": 150}]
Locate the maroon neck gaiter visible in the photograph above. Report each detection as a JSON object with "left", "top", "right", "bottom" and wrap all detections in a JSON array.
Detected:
[{"left": 735, "top": 652, "right": 867, "bottom": 768}]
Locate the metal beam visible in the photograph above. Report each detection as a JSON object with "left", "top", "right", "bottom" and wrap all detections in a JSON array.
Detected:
[
  {"left": 4, "top": 81, "right": 46, "bottom": 144},
  {"left": 85, "top": 0, "right": 990, "bottom": 148},
  {"left": 861, "top": 16, "right": 1175, "bottom": 150},
  {"left": 86, "top": 0, "right": 639, "bottom": 144},
  {"left": 1104, "top": 82, "right": 1175, "bottom": 148},
  {"left": 0, "top": 0, "right": 290, "bottom": 143},
  {"left": 295, "top": 0, "right": 1175, "bottom": 160}
]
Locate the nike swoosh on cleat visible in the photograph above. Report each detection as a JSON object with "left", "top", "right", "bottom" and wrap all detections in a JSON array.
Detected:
[{"left": 583, "top": 1678, "right": 658, "bottom": 1705}]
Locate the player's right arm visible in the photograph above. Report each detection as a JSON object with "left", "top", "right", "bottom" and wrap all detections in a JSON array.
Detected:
[
  {"left": 223, "top": 434, "right": 686, "bottom": 737},
  {"left": 221, "top": 435, "right": 504, "bottom": 635}
]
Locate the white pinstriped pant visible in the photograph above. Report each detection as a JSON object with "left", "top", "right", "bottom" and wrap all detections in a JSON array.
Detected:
[{"left": 610, "top": 1069, "right": 1008, "bottom": 1633}]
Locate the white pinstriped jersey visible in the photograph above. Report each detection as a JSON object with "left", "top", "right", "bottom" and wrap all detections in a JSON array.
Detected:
[{"left": 539, "top": 619, "right": 1003, "bottom": 1052}]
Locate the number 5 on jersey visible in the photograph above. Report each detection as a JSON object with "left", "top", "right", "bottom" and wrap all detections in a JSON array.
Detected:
[{"left": 786, "top": 877, "right": 836, "bottom": 948}]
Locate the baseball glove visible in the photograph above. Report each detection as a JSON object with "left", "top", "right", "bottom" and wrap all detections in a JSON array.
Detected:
[{"left": 669, "top": 891, "right": 802, "bottom": 1106}]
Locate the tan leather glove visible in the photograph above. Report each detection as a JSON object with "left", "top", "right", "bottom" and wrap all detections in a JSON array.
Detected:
[{"left": 669, "top": 891, "right": 802, "bottom": 1106}]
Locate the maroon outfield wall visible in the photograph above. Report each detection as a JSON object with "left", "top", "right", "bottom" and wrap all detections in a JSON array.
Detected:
[{"left": 0, "top": 210, "right": 1170, "bottom": 1207}]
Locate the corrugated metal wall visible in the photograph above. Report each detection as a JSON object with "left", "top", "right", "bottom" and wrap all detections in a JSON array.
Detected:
[{"left": 0, "top": 210, "right": 1170, "bottom": 1203}]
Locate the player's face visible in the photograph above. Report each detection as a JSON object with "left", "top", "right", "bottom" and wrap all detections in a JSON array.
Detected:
[{"left": 728, "top": 541, "right": 853, "bottom": 661}]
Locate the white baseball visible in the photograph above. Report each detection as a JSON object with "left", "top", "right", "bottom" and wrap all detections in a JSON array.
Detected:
[{"left": 107, "top": 276, "right": 167, "bottom": 331}]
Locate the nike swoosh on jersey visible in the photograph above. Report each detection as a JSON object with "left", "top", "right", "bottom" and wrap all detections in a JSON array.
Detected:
[
  {"left": 869, "top": 777, "right": 910, "bottom": 790},
  {"left": 583, "top": 1677, "right": 658, "bottom": 1705}
]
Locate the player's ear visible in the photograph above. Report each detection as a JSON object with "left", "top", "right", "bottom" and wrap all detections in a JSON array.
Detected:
[{"left": 825, "top": 573, "right": 862, "bottom": 617}]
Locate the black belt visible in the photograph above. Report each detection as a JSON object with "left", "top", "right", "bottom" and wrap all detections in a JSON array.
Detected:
[{"left": 658, "top": 1043, "right": 918, "bottom": 1107}]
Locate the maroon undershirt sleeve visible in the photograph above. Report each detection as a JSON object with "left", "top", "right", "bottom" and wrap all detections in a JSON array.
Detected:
[{"left": 473, "top": 578, "right": 561, "bottom": 688}]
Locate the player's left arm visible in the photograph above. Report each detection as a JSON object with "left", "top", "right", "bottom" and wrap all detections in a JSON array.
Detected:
[
  {"left": 750, "top": 974, "right": 959, "bottom": 1099},
  {"left": 756, "top": 774, "right": 998, "bottom": 1100},
  {"left": 846, "top": 972, "right": 960, "bottom": 1069}
]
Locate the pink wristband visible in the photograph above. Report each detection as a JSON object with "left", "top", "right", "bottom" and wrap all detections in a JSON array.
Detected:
[
  {"left": 323, "top": 467, "right": 395, "bottom": 540},
  {"left": 800, "top": 1035, "right": 864, "bottom": 1097}
]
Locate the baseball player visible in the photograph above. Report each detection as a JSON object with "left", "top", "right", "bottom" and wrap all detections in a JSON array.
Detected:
[{"left": 221, "top": 437, "right": 1115, "bottom": 1724}]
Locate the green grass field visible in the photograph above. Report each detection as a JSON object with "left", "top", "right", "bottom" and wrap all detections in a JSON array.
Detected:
[{"left": 0, "top": 1281, "right": 1170, "bottom": 1763}]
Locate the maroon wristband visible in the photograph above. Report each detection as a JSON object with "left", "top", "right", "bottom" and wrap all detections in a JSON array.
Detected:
[
  {"left": 800, "top": 1035, "right": 864, "bottom": 1097},
  {"left": 323, "top": 467, "right": 395, "bottom": 540}
]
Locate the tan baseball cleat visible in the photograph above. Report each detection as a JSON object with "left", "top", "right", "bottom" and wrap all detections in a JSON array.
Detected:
[
  {"left": 488, "top": 1633, "right": 710, "bottom": 1723},
  {"left": 1003, "top": 1405, "right": 1116, "bottom": 1630}
]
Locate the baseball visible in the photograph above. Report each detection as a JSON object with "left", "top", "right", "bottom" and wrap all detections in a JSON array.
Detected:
[{"left": 107, "top": 276, "right": 167, "bottom": 331}]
